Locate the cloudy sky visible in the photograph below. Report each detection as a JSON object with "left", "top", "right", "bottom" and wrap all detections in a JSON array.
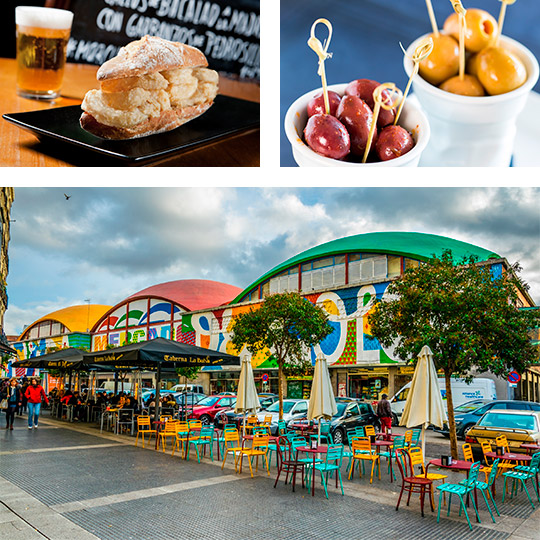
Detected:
[{"left": 4, "top": 186, "right": 539, "bottom": 336}]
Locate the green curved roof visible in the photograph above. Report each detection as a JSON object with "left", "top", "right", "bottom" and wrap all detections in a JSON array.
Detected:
[{"left": 233, "top": 232, "right": 500, "bottom": 303}]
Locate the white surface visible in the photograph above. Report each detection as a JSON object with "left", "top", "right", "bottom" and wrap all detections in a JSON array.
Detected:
[
  {"left": 284, "top": 83, "right": 430, "bottom": 167},
  {"left": 405, "top": 35, "right": 539, "bottom": 167},
  {"left": 513, "top": 91, "right": 540, "bottom": 166}
]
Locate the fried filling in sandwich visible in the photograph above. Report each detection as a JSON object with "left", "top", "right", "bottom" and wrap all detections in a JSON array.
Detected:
[{"left": 81, "top": 67, "right": 219, "bottom": 128}]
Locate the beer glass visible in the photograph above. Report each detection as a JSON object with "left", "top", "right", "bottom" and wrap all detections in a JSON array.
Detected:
[{"left": 15, "top": 7, "right": 74, "bottom": 100}]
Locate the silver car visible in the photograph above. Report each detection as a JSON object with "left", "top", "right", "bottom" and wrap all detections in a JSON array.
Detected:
[{"left": 257, "top": 399, "right": 309, "bottom": 435}]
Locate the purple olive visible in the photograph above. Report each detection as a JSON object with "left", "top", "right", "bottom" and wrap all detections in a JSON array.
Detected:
[
  {"left": 307, "top": 91, "right": 342, "bottom": 117},
  {"left": 336, "top": 95, "right": 376, "bottom": 156},
  {"left": 304, "top": 113, "right": 350, "bottom": 160},
  {"left": 375, "top": 125, "right": 415, "bottom": 161},
  {"left": 345, "top": 79, "right": 396, "bottom": 127}
]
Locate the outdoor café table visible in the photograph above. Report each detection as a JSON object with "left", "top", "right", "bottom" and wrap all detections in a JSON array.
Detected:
[
  {"left": 295, "top": 445, "right": 328, "bottom": 497},
  {"left": 288, "top": 422, "right": 316, "bottom": 436},
  {"left": 0, "top": 57, "right": 260, "bottom": 167},
  {"left": 372, "top": 440, "right": 394, "bottom": 483},
  {"left": 485, "top": 451, "right": 532, "bottom": 466},
  {"left": 520, "top": 443, "right": 540, "bottom": 455}
]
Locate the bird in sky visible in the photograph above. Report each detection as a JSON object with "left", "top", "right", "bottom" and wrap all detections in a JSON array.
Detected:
[{"left": 64, "top": 193, "right": 71, "bottom": 200}]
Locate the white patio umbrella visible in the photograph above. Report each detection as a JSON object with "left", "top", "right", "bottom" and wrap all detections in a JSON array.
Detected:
[
  {"left": 235, "top": 356, "right": 260, "bottom": 437},
  {"left": 400, "top": 345, "right": 447, "bottom": 456},
  {"left": 307, "top": 355, "right": 338, "bottom": 446}
]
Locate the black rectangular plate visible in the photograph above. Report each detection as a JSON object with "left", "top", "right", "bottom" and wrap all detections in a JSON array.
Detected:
[{"left": 2, "top": 95, "right": 259, "bottom": 164}]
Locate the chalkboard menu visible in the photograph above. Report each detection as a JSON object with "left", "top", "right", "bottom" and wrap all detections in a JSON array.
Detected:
[{"left": 65, "top": 0, "right": 259, "bottom": 80}]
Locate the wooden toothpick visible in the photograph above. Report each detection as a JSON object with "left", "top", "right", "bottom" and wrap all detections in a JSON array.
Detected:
[
  {"left": 450, "top": 0, "right": 467, "bottom": 80},
  {"left": 362, "top": 83, "right": 403, "bottom": 164},
  {"left": 496, "top": 0, "right": 517, "bottom": 46},
  {"left": 395, "top": 37, "right": 433, "bottom": 126},
  {"left": 307, "top": 18, "right": 333, "bottom": 115},
  {"left": 425, "top": 0, "right": 439, "bottom": 37}
]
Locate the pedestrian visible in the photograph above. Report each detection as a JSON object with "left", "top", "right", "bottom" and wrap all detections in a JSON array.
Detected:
[
  {"left": 376, "top": 393, "right": 393, "bottom": 434},
  {"left": 25, "top": 377, "right": 49, "bottom": 429},
  {"left": 19, "top": 378, "right": 29, "bottom": 415},
  {"left": 1, "top": 377, "right": 22, "bottom": 430}
]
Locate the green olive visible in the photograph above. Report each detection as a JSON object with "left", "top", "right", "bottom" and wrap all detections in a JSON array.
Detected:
[
  {"left": 419, "top": 34, "right": 459, "bottom": 86},
  {"left": 476, "top": 46, "right": 527, "bottom": 95},
  {"left": 440, "top": 74, "right": 485, "bottom": 96},
  {"left": 443, "top": 9, "right": 498, "bottom": 53}
]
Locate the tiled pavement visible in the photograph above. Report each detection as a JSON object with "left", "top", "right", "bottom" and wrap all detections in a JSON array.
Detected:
[{"left": 1, "top": 413, "right": 539, "bottom": 540}]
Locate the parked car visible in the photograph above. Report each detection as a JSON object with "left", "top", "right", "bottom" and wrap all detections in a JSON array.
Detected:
[
  {"left": 291, "top": 400, "right": 380, "bottom": 444},
  {"left": 465, "top": 409, "right": 540, "bottom": 459},
  {"left": 435, "top": 400, "right": 540, "bottom": 439},
  {"left": 169, "top": 384, "right": 205, "bottom": 394},
  {"left": 190, "top": 395, "right": 237, "bottom": 425},
  {"left": 256, "top": 399, "right": 309, "bottom": 435},
  {"left": 213, "top": 394, "right": 279, "bottom": 429}
]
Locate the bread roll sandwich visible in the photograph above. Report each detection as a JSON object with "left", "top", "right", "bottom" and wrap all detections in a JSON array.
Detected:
[{"left": 80, "top": 35, "right": 218, "bottom": 139}]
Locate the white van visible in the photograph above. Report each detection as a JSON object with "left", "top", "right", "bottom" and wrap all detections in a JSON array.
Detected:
[
  {"left": 169, "top": 383, "right": 205, "bottom": 394},
  {"left": 390, "top": 378, "right": 497, "bottom": 421},
  {"left": 99, "top": 381, "right": 133, "bottom": 393}
]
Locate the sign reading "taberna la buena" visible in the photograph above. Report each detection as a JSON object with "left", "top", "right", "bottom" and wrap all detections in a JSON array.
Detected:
[{"left": 163, "top": 355, "right": 217, "bottom": 364}]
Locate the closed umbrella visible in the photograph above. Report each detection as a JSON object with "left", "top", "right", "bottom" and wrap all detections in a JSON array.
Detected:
[
  {"left": 307, "top": 355, "right": 337, "bottom": 446},
  {"left": 235, "top": 356, "right": 260, "bottom": 437},
  {"left": 400, "top": 345, "right": 447, "bottom": 456}
]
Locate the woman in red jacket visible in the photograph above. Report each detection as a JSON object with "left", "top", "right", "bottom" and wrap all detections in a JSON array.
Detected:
[{"left": 25, "top": 377, "right": 49, "bottom": 429}]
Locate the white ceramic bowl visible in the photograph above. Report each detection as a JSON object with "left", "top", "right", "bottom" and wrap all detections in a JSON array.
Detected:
[
  {"left": 284, "top": 83, "right": 430, "bottom": 167},
  {"left": 404, "top": 34, "right": 539, "bottom": 166}
]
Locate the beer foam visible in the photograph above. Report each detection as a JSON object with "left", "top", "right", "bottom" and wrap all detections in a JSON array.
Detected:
[{"left": 15, "top": 7, "right": 73, "bottom": 30}]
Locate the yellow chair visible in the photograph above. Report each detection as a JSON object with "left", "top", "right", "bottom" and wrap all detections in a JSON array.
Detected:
[
  {"left": 222, "top": 429, "right": 243, "bottom": 470},
  {"left": 462, "top": 443, "right": 474, "bottom": 462},
  {"left": 364, "top": 425, "right": 376, "bottom": 438},
  {"left": 244, "top": 415, "right": 259, "bottom": 434},
  {"left": 171, "top": 422, "right": 190, "bottom": 458},
  {"left": 135, "top": 415, "right": 156, "bottom": 448},
  {"left": 494, "top": 435, "right": 516, "bottom": 485},
  {"left": 404, "top": 430, "right": 413, "bottom": 447},
  {"left": 238, "top": 434, "right": 270, "bottom": 477},
  {"left": 260, "top": 415, "right": 273, "bottom": 433},
  {"left": 408, "top": 446, "right": 447, "bottom": 506},
  {"left": 349, "top": 437, "right": 380, "bottom": 484},
  {"left": 158, "top": 420, "right": 178, "bottom": 452},
  {"left": 188, "top": 419, "right": 202, "bottom": 441}
]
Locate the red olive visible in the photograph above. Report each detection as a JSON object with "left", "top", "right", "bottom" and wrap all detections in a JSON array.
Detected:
[
  {"left": 375, "top": 125, "right": 414, "bottom": 161},
  {"left": 307, "top": 91, "right": 342, "bottom": 117},
  {"left": 345, "top": 79, "right": 396, "bottom": 127},
  {"left": 337, "top": 95, "right": 376, "bottom": 156},
  {"left": 304, "top": 114, "right": 350, "bottom": 159}
]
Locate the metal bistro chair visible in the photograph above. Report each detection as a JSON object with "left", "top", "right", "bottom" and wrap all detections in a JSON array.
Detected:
[
  {"left": 135, "top": 415, "right": 156, "bottom": 448},
  {"left": 171, "top": 422, "right": 190, "bottom": 459},
  {"left": 238, "top": 434, "right": 270, "bottom": 478},
  {"left": 221, "top": 428, "right": 243, "bottom": 470},
  {"left": 116, "top": 408, "right": 135, "bottom": 435},
  {"left": 349, "top": 437, "right": 380, "bottom": 484},
  {"left": 502, "top": 452, "right": 540, "bottom": 510},
  {"left": 395, "top": 448, "right": 434, "bottom": 518},
  {"left": 305, "top": 444, "right": 345, "bottom": 499},
  {"left": 158, "top": 420, "right": 179, "bottom": 452},
  {"left": 187, "top": 426, "right": 215, "bottom": 463},
  {"left": 273, "top": 435, "right": 307, "bottom": 491},
  {"left": 436, "top": 462, "right": 482, "bottom": 531}
]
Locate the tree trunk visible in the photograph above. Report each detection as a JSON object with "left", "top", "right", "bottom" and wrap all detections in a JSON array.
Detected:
[
  {"left": 278, "top": 363, "right": 284, "bottom": 420},
  {"left": 445, "top": 369, "right": 458, "bottom": 460}
]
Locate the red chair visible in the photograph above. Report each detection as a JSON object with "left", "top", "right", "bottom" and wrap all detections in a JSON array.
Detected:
[
  {"left": 395, "top": 449, "right": 434, "bottom": 517},
  {"left": 273, "top": 436, "right": 306, "bottom": 491}
]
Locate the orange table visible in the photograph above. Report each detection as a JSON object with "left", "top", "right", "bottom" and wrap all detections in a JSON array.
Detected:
[{"left": 0, "top": 58, "right": 259, "bottom": 167}]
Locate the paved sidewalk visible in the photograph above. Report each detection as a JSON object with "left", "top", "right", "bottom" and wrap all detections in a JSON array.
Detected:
[{"left": 1, "top": 414, "right": 539, "bottom": 540}]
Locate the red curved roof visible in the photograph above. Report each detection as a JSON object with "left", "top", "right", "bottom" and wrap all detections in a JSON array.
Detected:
[{"left": 126, "top": 279, "right": 242, "bottom": 311}]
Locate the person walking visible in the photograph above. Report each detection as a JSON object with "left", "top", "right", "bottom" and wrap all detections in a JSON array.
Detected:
[
  {"left": 1, "top": 378, "right": 22, "bottom": 430},
  {"left": 376, "top": 393, "right": 393, "bottom": 434},
  {"left": 25, "top": 377, "right": 49, "bottom": 429},
  {"left": 19, "top": 378, "right": 29, "bottom": 415}
]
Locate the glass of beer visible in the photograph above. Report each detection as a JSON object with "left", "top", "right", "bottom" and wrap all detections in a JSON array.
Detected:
[{"left": 15, "top": 6, "right": 74, "bottom": 100}]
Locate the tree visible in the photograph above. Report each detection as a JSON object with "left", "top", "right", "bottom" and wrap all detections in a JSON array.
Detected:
[
  {"left": 230, "top": 292, "right": 333, "bottom": 419},
  {"left": 175, "top": 366, "right": 202, "bottom": 420},
  {"left": 368, "top": 250, "right": 540, "bottom": 459}
]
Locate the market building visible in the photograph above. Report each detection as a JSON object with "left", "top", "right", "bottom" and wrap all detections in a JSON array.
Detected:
[
  {"left": 7, "top": 232, "right": 539, "bottom": 400},
  {"left": 0, "top": 187, "right": 14, "bottom": 358}
]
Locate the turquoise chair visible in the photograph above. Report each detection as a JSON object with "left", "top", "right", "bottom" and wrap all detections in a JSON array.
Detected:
[
  {"left": 305, "top": 444, "right": 345, "bottom": 499},
  {"left": 277, "top": 420, "right": 287, "bottom": 435},
  {"left": 436, "top": 462, "right": 482, "bottom": 531},
  {"left": 187, "top": 426, "right": 215, "bottom": 463},
  {"left": 310, "top": 422, "right": 333, "bottom": 445},
  {"left": 410, "top": 429, "right": 422, "bottom": 446},
  {"left": 502, "top": 452, "right": 540, "bottom": 509},
  {"left": 459, "top": 459, "right": 501, "bottom": 523}
]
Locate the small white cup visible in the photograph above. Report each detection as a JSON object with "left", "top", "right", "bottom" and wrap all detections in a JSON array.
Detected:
[
  {"left": 284, "top": 83, "right": 430, "bottom": 167},
  {"left": 404, "top": 34, "right": 539, "bottom": 167}
]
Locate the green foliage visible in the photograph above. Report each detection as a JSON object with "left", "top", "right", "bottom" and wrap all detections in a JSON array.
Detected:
[
  {"left": 231, "top": 292, "right": 332, "bottom": 368},
  {"left": 231, "top": 292, "right": 332, "bottom": 418},
  {"left": 368, "top": 250, "right": 539, "bottom": 376},
  {"left": 175, "top": 366, "right": 202, "bottom": 381}
]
